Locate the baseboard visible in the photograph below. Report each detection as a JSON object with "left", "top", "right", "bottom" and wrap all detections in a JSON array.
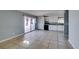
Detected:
[
  {"left": 25, "top": 30, "right": 36, "bottom": 34},
  {"left": 68, "top": 40, "right": 74, "bottom": 49},
  {"left": 0, "top": 30, "right": 36, "bottom": 43},
  {"left": 0, "top": 33, "right": 25, "bottom": 43}
]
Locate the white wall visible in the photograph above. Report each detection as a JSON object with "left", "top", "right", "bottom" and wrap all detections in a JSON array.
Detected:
[
  {"left": 69, "top": 10, "right": 79, "bottom": 48},
  {"left": 0, "top": 10, "right": 24, "bottom": 41},
  {"left": 37, "top": 16, "right": 44, "bottom": 30}
]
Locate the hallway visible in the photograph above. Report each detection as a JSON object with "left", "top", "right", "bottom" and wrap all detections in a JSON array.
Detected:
[{"left": 0, "top": 30, "right": 73, "bottom": 49}]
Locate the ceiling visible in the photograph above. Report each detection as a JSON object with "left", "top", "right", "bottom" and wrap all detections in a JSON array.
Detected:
[{"left": 19, "top": 10, "right": 65, "bottom": 17}]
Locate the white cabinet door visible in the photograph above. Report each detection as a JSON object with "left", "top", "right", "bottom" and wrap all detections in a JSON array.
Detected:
[
  {"left": 49, "top": 25, "right": 58, "bottom": 31},
  {"left": 58, "top": 25, "right": 64, "bottom": 31}
]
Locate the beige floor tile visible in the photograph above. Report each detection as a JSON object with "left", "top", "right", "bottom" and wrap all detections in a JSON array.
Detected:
[
  {"left": 0, "top": 30, "right": 73, "bottom": 49},
  {"left": 49, "top": 40, "right": 58, "bottom": 49}
]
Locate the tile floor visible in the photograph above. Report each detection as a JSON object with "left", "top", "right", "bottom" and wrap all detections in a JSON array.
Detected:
[{"left": 0, "top": 30, "right": 73, "bottom": 49}]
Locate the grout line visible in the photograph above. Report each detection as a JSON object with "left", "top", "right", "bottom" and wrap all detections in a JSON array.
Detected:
[
  {"left": 47, "top": 38, "right": 51, "bottom": 49},
  {"left": 57, "top": 26, "right": 59, "bottom": 49}
]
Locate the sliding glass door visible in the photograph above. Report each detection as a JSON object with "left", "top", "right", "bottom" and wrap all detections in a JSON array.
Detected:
[
  {"left": 30, "top": 18, "right": 36, "bottom": 31},
  {"left": 24, "top": 16, "right": 31, "bottom": 33},
  {"left": 24, "top": 16, "right": 36, "bottom": 33}
]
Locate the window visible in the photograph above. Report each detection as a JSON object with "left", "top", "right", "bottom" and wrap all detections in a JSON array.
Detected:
[{"left": 58, "top": 17, "right": 64, "bottom": 23}]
